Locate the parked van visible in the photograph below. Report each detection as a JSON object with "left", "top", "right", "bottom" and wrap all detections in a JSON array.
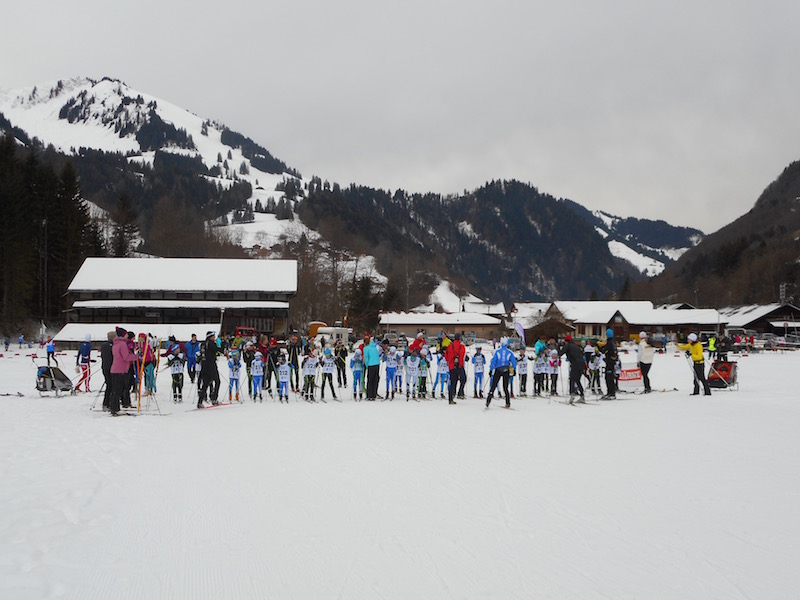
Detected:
[{"left": 315, "top": 326, "right": 351, "bottom": 347}]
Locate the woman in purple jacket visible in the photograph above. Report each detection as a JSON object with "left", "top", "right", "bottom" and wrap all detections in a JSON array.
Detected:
[{"left": 109, "top": 327, "right": 139, "bottom": 415}]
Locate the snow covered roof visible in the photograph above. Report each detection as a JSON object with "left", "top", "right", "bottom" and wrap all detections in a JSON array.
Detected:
[
  {"left": 462, "top": 301, "right": 506, "bottom": 315},
  {"left": 718, "top": 304, "right": 787, "bottom": 328},
  {"left": 73, "top": 300, "right": 289, "bottom": 310},
  {"left": 768, "top": 320, "right": 800, "bottom": 330},
  {"left": 54, "top": 323, "right": 217, "bottom": 343},
  {"left": 574, "top": 307, "right": 723, "bottom": 326},
  {"left": 379, "top": 311, "right": 501, "bottom": 327},
  {"left": 68, "top": 258, "right": 297, "bottom": 293},
  {"left": 553, "top": 301, "right": 654, "bottom": 322},
  {"left": 509, "top": 302, "right": 551, "bottom": 329}
]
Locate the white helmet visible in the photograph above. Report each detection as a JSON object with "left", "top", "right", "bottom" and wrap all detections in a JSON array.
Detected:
[{"left": 688, "top": 333, "right": 698, "bottom": 342}]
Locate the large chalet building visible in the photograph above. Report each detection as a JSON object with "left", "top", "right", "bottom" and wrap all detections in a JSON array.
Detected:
[{"left": 55, "top": 257, "right": 297, "bottom": 344}]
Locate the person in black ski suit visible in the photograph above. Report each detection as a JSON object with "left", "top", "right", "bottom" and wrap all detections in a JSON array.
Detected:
[
  {"left": 560, "top": 335, "right": 586, "bottom": 403},
  {"left": 100, "top": 330, "right": 115, "bottom": 410},
  {"left": 598, "top": 328, "right": 618, "bottom": 399},
  {"left": 335, "top": 340, "right": 348, "bottom": 388},
  {"left": 198, "top": 331, "right": 221, "bottom": 407},
  {"left": 288, "top": 336, "right": 301, "bottom": 392}
]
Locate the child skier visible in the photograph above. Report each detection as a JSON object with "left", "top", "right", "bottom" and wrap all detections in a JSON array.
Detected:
[
  {"left": 228, "top": 349, "right": 242, "bottom": 402},
  {"left": 277, "top": 353, "right": 294, "bottom": 403},
  {"left": 435, "top": 350, "right": 450, "bottom": 399},
  {"left": 406, "top": 348, "right": 421, "bottom": 400},
  {"left": 251, "top": 351, "right": 265, "bottom": 401},
  {"left": 472, "top": 346, "right": 486, "bottom": 398},
  {"left": 394, "top": 347, "right": 405, "bottom": 396},
  {"left": 517, "top": 348, "right": 528, "bottom": 397},
  {"left": 384, "top": 346, "right": 399, "bottom": 400},
  {"left": 138, "top": 334, "right": 157, "bottom": 396},
  {"left": 75, "top": 334, "right": 92, "bottom": 392},
  {"left": 320, "top": 348, "right": 338, "bottom": 400},
  {"left": 46, "top": 337, "right": 57, "bottom": 366},
  {"left": 548, "top": 348, "right": 560, "bottom": 396},
  {"left": 164, "top": 337, "right": 185, "bottom": 403},
  {"left": 242, "top": 342, "right": 256, "bottom": 398},
  {"left": 588, "top": 348, "right": 602, "bottom": 394},
  {"left": 335, "top": 340, "right": 348, "bottom": 388},
  {"left": 302, "top": 349, "right": 319, "bottom": 401},
  {"left": 350, "top": 348, "right": 365, "bottom": 401},
  {"left": 419, "top": 348, "right": 430, "bottom": 399}
]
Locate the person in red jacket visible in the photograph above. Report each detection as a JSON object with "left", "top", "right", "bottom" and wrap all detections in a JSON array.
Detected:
[
  {"left": 408, "top": 332, "right": 425, "bottom": 355},
  {"left": 444, "top": 333, "right": 466, "bottom": 404}
]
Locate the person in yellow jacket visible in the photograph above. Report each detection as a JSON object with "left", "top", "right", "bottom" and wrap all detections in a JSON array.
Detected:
[{"left": 677, "top": 333, "right": 711, "bottom": 395}]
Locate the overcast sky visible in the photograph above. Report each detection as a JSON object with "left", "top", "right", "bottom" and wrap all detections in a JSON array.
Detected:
[{"left": 3, "top": 1, "right": 800, "bottom": 232}]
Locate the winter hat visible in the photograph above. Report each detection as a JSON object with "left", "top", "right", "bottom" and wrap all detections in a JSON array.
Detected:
[
  {"left": 416, "top": 332, "right": 424, "bottom": 339},
  {"left": 501, "top": 338, "right": 508, "bottom": 347},
  {"left": 606, "top": 328, "right": 614, "bottom": 338},
  {"left": 639, "top": 331, "right": 648, "bottom": 338},
  {"left": 688, "top": 333, "right": 698, "bottom": 342},
  {"left": 206, "top": 331, "right": 215, "bottom": 339},
  {"left": 564, "top": 335, "right": 572, "bottom": 341},
  {"left": 390, "top": 346, "right": 397, "bottom": 353},
  {"left": 421, "top": 348, "right": 428, "bottom": 356},
  {"left": 355, "top": 348, "right": 362, "bottom": 356},
  {"left": 115, "top": 327, "right": 127, "bottom": 337},
  {"left": 169, "top": 335, "right": 176, "bottom": 342},
  {"left": 324, "top": 348, "right": 332, "bottom": 356},
  {"left": 254, "top": 351, "right": 263, "bottom": 359}
]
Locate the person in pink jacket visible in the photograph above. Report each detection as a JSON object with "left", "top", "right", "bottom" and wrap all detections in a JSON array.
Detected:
[{"left": 109, "top": 327, "right": 139, "bottom": 415}]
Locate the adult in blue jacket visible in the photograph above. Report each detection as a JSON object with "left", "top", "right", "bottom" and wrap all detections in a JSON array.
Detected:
[
  {"left": 185, "top": 333, "right": 201, "bottom": 383},
  {"left": 363, "top": 337, "right": 381, "bottom": 401},
  {"left": 486, "top": 339, "right": 517, "bottom": 408}
]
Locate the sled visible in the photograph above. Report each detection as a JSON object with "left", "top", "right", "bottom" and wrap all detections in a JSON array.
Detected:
[
  {"left": 707, "top": 360, "right": 738, "bottom": 390},
  {"left": 33, "top": 359, "right": 75, "bottom": 396}
]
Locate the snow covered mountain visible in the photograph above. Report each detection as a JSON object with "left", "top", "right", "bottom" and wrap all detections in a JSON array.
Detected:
[
  {"left": 559, "top": 199, "right": 704, "bottom": 277},
  {"left": 1, "top": 76, "right": 703, "bottom": 306},
  {"left": 0, "top": 76, "right": 296, "bottom": 182}
]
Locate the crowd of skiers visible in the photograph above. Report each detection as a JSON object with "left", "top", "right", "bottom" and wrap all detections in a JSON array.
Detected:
[{"left": 61, "top": 323, "right": 749, "bottom": 414}]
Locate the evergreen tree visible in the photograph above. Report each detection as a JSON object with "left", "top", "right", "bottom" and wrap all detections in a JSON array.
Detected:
[
  {"left": 275, "top": 198, "right": 293, "bottom": 220},
  {"left": 0, "top": 134, "right": 35, "bottom": 323},
  {"left": 111, "top": 193, "right": 139, "bottom": 257}
]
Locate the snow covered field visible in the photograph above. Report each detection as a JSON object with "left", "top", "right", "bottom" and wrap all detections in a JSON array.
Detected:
[{"left": 1, "top": 347, "right": 799, "bottom": 599}]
